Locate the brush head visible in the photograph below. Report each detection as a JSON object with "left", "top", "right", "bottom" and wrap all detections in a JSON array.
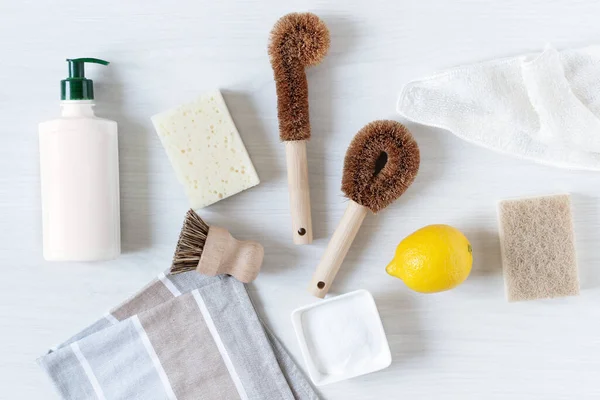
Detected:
[
  {"left": 342, "top": 120, "right": 420, "bottom": 213},
  {"left": 170, "top": 209, "right": 209, "bottom": 275},
  {"left": 268, "top": 12, "right": 330, "bottom": 142}
]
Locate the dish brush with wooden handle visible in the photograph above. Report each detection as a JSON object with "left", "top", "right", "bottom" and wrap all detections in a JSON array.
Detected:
[
  {"left": 170, "top": 209, "right": 264, "bottom": 283},
  {"left": 268, "top": 12, "right": 330, "bottom": 245},
  {"left": 308, "top": 120, "right": 420, "bottom": 298}
]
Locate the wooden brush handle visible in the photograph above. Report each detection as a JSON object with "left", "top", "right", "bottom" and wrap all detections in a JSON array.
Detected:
[
  {"left": 308, "top": 200, "right": 368, "bottom": 298},
  {"left": 285, "top": 140, "right": 313, "bottom": 245},
  {"left": 197, "top": 226, "right": 264, "bottom": 283}
]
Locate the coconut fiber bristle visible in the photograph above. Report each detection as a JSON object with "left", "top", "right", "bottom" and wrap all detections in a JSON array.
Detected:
[
  {"left": 268, "top": 12, "right": 330, "bottom": 142},
  {"left": 170, "top": 209, "right": 210, "bottom": 275},
  {"left": 342, "top": 120, "right": 420, "bottom": 213}
]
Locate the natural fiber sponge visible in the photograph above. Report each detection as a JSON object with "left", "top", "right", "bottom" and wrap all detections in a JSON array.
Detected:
[
  {"left": 497, "top": 194, "right": 579, "bottom": 302},
  {"left": 152, "top": 90, "right": 260, "bottom": 208}
]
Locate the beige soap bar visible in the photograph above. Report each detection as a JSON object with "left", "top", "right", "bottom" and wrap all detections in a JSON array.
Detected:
[{"left": 152, "top": 91, "right": 260, "bottom": 208}]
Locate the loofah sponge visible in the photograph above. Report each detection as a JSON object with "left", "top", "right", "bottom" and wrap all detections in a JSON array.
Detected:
[{"left": 497, "top": 194, "right": 580, "bottom": 302}]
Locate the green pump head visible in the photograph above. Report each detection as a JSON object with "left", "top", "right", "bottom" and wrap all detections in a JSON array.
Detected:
[{"left": 61, "top": 58, "right": 109, "bottom": 100}]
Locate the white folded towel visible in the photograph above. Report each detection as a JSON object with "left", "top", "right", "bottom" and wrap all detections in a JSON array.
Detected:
[{"left": 397, "top": 45, "right": 600, "bottom": 170}]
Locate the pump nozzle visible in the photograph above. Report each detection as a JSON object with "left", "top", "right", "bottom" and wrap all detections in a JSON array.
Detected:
[{"left": 61, "top": 58, "right": 110, "bottom": 100}]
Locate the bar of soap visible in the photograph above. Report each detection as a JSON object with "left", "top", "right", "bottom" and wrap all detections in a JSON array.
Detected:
[{"left": 152, "top": 90, "right": 260, "bottom": 208}]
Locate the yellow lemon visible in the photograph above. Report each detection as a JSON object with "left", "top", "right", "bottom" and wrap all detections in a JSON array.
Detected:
[{"left": 386, "top": 224, "right": 473, "bottom": 293}]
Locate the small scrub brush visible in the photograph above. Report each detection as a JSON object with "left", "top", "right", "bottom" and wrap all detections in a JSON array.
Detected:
[
  {"left": 308, "top": 120, "right": 421, "bottom": 297},
  {"left": 268, "top": 12, "right": 330, "bottom": 245},
  {"left": 170, "top": 209, "right": 264, "bottom": 283}
]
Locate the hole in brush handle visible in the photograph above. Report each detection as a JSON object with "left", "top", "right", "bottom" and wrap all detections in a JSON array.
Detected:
[
  {"left": 317, "top": 281, "right": 325, "bottom": 289},
  {"left": 298, "top": 228, "right": 306, "bottom": 236}
]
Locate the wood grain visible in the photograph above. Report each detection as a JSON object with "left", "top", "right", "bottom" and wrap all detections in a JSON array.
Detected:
[
  {"left": 308, "top": 200, "right": 368, "bottom": 297},
  {"left": 285, "top": 140, "right": 313, "bottom": 244}
]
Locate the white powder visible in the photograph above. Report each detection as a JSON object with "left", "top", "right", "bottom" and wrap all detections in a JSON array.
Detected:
[{"left": 300, "top": 291, "right": 388, "bottom": 377}]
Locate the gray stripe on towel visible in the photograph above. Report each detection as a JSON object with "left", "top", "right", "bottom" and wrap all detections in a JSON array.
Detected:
[
  {"left": 77, "top": 318, "right": 171, "bottom": 400},
  {"left": 37, "top": 345, "right": 99, "bottom": 400},
  {"left": 199, "top": 277, "right": 296, "bottom": 400}
]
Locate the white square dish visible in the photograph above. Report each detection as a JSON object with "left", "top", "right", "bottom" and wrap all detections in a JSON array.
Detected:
[{"left": 291, "top": 290, "right": 392, "bottom": 386}]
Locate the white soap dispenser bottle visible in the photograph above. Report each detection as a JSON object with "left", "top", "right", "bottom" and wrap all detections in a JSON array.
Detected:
[{"left": 39, "top": 58, "right": 120, "bottom": 261}]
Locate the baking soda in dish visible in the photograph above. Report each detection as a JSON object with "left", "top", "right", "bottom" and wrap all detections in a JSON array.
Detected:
[{"left": 292, "top": 290, "right": 391, "bottom": 385}]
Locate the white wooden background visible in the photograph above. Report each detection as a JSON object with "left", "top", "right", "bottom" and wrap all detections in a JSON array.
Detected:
[{"left": 2, "top": 0, "right": 600, "bottom": 399}]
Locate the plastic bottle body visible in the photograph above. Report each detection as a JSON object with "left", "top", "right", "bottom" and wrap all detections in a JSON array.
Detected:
[{"left": 39, "top": 101, "right": 120, "bottom": 261}]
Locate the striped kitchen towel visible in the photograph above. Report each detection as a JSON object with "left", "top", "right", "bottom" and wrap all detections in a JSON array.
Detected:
[{"left": 38, "top": 272, "right": 318, "bottom": 400}]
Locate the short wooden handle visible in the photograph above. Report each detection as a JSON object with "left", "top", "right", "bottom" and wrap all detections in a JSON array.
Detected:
[
  {"left": 308, "top": 201, "right": 368, "bottom": 298},
  {"left": 198, "top": 226, "right": 264, "bottom": 283},
  {"left": 285, "top": 140, "right": 313, "bottom": 245}
]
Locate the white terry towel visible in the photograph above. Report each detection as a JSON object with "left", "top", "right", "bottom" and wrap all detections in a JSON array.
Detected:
[{"left": 397, "top": 45, "right": 600, "bottom": 170}]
